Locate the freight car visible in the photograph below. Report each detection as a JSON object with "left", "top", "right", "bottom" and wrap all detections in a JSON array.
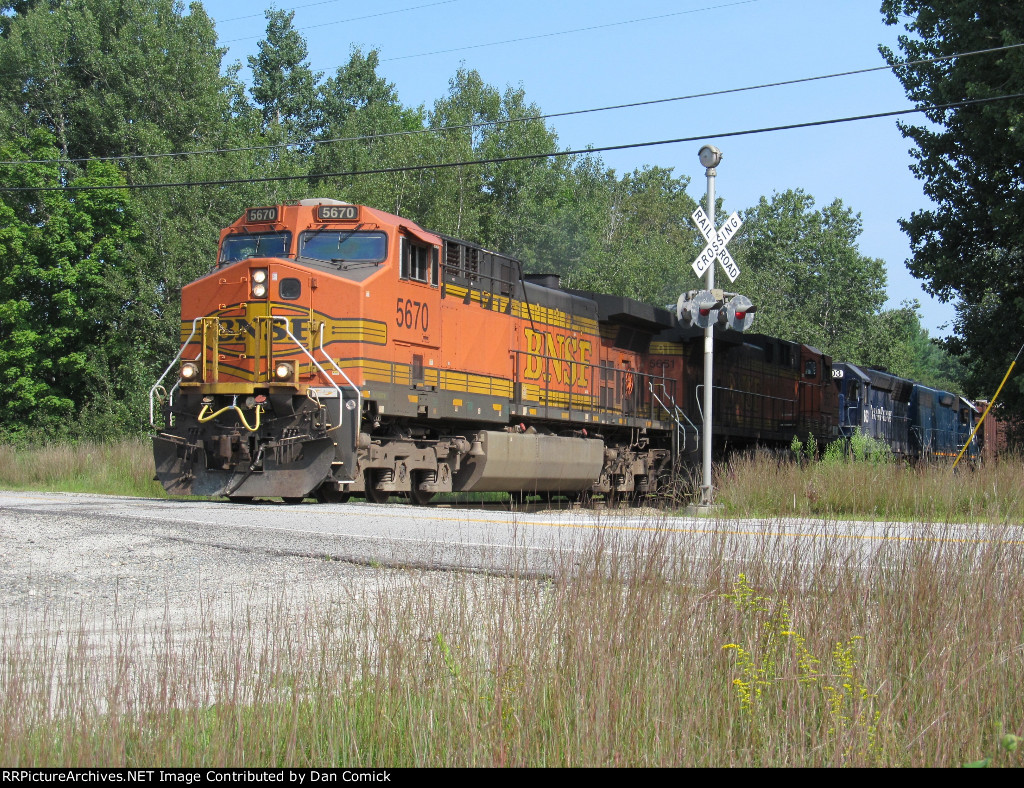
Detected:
[
  {"left": 149, "top": 199, "right": 977, "bottom": 504},
  {"left": 973, "top": 400, "right": 1015, "bottom": 461}
]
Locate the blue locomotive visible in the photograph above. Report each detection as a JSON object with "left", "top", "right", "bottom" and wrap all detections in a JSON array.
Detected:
[{"left": 832, "top": 363, "right": 979, "bottom": 461}]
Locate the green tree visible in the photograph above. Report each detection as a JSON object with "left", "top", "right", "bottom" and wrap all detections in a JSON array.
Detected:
[
  {"left": 248, "top": 7, "right": 322, "bottom": 143},
  {"left": 732, "top": 189, "right": 891, "bottom": 364},
  {"left": 311, "top": 47, "right": 427, "bottom": 215},
  {"left": 858, "top": 299, "right": 964, "bottom": 389},
  {"left": 316, "top": 62, "right": 610, "bottom": 288},
  {"left": 413, "top": 68, "right": 500, "bottom": 240},
  {"left": 0, "top": 0, "right": 247, "bottom": 438},
  {"left": 0, "top": 131, "right": 134, "bottom": 441},
  {"left": 0, "top": 0, "right": 229, "bottom": 164},
  {"left": 880, "top": 1, "right": 1024, "bottom": 412},
  {"left": 0, "top": 2, "right": 31, "bottom": 38},
  {"left": 570, "top": 165, "right": 701, "bottom": 306}
]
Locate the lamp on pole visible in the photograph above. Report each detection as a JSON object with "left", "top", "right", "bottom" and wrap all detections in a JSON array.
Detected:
[{"left": 698, "top": 145, "right": 722, "bottom": 506}]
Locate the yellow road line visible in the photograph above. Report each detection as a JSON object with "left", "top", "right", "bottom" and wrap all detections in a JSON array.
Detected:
[{"left": 411, "top": 511, "right": 1024, "bottom": 547}]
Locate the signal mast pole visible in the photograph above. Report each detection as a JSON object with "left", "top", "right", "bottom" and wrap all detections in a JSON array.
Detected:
[{"left": 699, "top": 145, "right": 722, "bottom": 506}]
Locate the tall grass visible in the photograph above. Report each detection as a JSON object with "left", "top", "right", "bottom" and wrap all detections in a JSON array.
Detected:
[
  {"left": 4, "top": 439, "right": 1024, "bottom": 524},
  {"left": 1, "top": 520, "right": 1022, "bottom": 767},
  {"left": 0, "top": 439, "right": 165, "bottom": 498},
  {"left": 718, "top": 451, "right": 1024, "bottom": 522}
]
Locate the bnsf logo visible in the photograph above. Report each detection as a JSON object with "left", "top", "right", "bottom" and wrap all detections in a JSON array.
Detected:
[
  {"left": 522, "top": 327, "right": 592, "bottom": 386},
  {"left": 216, "top": 318, "right": 310, "bottom": 343}
]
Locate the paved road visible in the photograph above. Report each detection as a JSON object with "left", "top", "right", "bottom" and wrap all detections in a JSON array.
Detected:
[
  {"left": 3, "top": 489, "right": 1019, "bottom": 606},
  {"left": 2, "top": 489, "right": 1021, "bottom": 684}
]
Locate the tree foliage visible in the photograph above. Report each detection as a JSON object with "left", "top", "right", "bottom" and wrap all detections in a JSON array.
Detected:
[
  {"left": 568, "top": 166, "right": 701, "bottom": 306},
  {"left": 881, "top": 0, "right": 1024, "bottom": 411},
  {"left": 248, "top": 8, "right": 321, "bottom": 143},
  {"left": 732, "top": 190, "right": 891, "bottom": 364},
  {"left": 0, "top": 131, "right": 134, "bottom": 441},
  {"left": 0, "top": 1, "right": 959, "bottom": 440}
]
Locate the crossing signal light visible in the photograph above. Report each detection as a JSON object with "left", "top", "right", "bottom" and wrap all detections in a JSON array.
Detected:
[
  {"left": 722, "top": 294, "right": 756, "bottom": 332},
  {"left": 689, "top": 290, "right": 722, "bottom": 329}
]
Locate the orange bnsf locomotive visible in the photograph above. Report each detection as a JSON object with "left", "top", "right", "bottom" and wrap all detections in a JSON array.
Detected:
[{"left": 150, "top": 199, "right": 840, "bottom": 503}]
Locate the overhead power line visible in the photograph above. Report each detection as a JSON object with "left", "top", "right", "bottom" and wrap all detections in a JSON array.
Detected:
[
  {"left": 218, "top": 0, "right": 759, "bottom": 48},
  {"left": 220, "top": 0, "right": 462, "bottom": 44},
  {"left": 3, "top": 92, "right": 1021, "bottom": 193},
  {"left": 376, "top": 0, "right": 763, "bottom": 62},
  {"left": 218, "top": 0, "right": 366, "bottom": 25},
  {"left": 2, "top": 41, "right": 1021, "bottom": 169}
]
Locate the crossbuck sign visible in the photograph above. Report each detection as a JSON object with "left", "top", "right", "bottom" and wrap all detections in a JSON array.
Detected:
[{"left": 691, "top": 207, "right": 742, "bottom": 282}]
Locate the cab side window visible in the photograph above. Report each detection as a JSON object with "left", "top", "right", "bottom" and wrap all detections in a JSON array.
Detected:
[{"left": 401, "top": 238, "right": 438, "bottom": 285}]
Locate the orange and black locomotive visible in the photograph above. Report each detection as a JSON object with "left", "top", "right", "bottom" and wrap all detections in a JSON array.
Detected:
[{"left": 150, "top": 199, "right": 841, "bottom": 503}]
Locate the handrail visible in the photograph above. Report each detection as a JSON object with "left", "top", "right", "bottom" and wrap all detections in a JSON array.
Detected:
[
  {"left": 696, "top": 382, "right": 798, "bottom": 427},
  {"left": 649, "top": 381, "right": 698, "bottom": 454},
  {"left": 317, "top": 321, "right": 362, "bottom": 435},
  {"left": 263, "top": 316, "right": 343, "bottom": 404},
  {"left": 509, "top": 348, "right": 678, "bottom": 424},
  {"left": 149, "top": 317, "right": 205, "bottom": 426}
]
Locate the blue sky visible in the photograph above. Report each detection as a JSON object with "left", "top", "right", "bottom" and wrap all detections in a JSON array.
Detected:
[{"left": 202, "top": 0, "right": 954, "bottom": 336}]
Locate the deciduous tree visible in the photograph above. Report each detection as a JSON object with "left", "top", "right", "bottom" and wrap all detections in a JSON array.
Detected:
[
  {"left": 881, "top": 1, "right": 1024, "bottom": 412},
  {"left": 732, "top": 189, "right": 890, "bottom": 364},
  {"left": 0, "top": 132, "right": 134, "bottom": 440}
]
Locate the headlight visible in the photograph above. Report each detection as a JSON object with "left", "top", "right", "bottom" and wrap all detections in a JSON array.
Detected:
[
  {"left": 274, "top": 361, "right": 294, "bottom": 381},
  {"left": 252, "top": 282, "right": 267, "bottom": 298},
  {"left": 180, "top": 362, "right": 200, "bottom": 381},
  {"left": 251, "top": 269, "right": 268, "bottom": 283}
]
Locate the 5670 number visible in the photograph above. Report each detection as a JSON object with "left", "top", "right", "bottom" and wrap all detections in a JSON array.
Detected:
[{"left": 396, "top": 298, "right": 429, "bottom": 332}]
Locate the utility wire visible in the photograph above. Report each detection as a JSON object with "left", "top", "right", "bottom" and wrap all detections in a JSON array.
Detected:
[
  {"left": 375, "top": 0, "right": 762, "bottom": 63},
  {"left": 218, "top": 0, "right": 370, "bottom": 24},
  {"left": 2, "top": 41, "right": 1021, "bottom": 169},
  {"left": 3, "top": 92, "right": 1021, "bottom": 193},
  {"left": 220, "top": 0, "right": 462, "bottom": 44}
]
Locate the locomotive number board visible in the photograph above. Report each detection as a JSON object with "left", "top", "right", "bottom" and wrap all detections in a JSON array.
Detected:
[
  {"left": 316, "top": 204, "right": 360, "bottom": 222},
  {"left": 246, "top": 207, "right": 278, "bottom": 223}
]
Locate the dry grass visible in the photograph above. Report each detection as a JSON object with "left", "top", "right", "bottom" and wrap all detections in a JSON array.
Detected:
[
  {"left": 0, "top": 439, "right": 165, "bottom": 498},
  {"left": 717, "top": 452, "right": 1024, "bottom": 522},
  {"left": 3, "top": 441, "right": 1023, "bottom": 765},
  {"left": 1, "top": 520, "right": 1022, "bottom": 767}
]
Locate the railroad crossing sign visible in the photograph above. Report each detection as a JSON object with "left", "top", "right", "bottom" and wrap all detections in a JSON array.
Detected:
[{"left": 691, "top": 207, "right": 742, "bottom": 282}]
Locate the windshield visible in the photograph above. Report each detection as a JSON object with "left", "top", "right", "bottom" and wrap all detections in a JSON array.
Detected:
[
  {"left": 219, "top": 232, "right": 292, "bottom": 264},
  {"left": 299, "top": 230, "right": 387, "bottom": 263}
]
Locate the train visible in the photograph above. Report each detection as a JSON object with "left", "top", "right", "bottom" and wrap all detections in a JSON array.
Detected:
[{"left": 149, "top": 199, "right": 983, "bottom": 505}]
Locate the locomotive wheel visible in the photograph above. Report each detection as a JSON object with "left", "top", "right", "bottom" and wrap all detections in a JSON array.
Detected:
[
  {"left": 408, "top": 488, "right": 435, "bottom": 506},
  {"left": 315, "top": 487, "right": 351, "bottom": 504},
  {"left": 365, "top": 486, "right": 390, "bottom": 504},
  {"left": 282, "top": 496, "right": 305, "bottom": 505},
  {"left": 228, "top": 496, "right": 254, "bottom": 504},
  {"left": 407, "top": 473, "right": 436, "bottom": 506},
  {"left": 364, "top": 471, "right": 391, "bottom": 504}
]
